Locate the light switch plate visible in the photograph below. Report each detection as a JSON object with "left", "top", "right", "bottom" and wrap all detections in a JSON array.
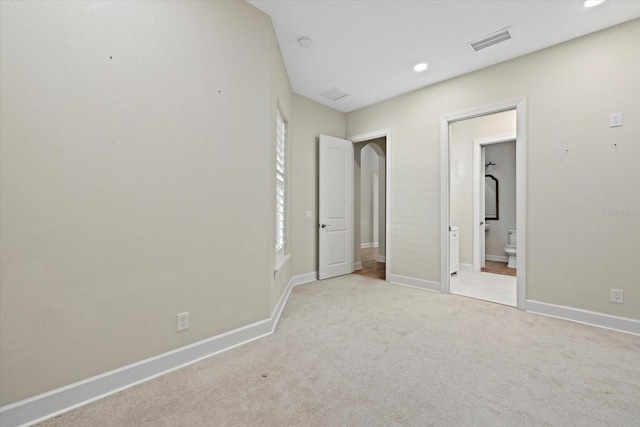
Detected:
[{"left": 305, "top": 211, "right": 312, "bottom": 219}]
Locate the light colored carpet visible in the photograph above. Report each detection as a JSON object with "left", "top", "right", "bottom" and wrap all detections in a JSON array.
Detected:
[{"left": 40, "top": 275, "right": 640, "bottom": 426}]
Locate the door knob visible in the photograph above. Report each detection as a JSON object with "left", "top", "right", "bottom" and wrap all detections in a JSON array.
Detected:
[{"left": 321, "top": 224, "right": 330, "bottom": 228}]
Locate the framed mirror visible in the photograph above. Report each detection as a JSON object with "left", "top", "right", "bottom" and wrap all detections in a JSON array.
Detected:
[{"left": 485, "top": 174, "right": 499, "bottom": 220}]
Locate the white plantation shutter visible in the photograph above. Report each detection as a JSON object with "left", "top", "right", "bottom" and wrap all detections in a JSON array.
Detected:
[{"left": 276, "top": 109, "right": 287, "bottom": 254}]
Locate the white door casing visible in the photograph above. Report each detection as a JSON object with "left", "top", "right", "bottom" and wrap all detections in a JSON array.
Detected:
[
  {"left": 473, "top": 134, "right": 516, "bottom": 272},
  {"left": 319, "top": 134, "right": 354, "bottom": 280},
  {"left": 349, "top": 128, "right": 391, "bottom": 282},
  {"left": 442, "top": 98, "right": 526, "bottom": 310},
  {"left": 480, "top": 147, "right": 486, "bottom": 270}
]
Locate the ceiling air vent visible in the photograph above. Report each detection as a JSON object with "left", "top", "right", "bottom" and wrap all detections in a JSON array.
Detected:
[
  {"left": 470, "top": 27, "right": 512, "bottom": 52},
  {"left": 319, "top": 87, "right": 348, "bottom": 101}
]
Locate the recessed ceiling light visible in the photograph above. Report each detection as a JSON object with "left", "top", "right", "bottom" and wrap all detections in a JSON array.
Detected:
[
  {"left": 414, "top": 63, "right": 428, "bottom": 72},
  {"left": 583, "top": 0, "right": 606, "bottom": 8}
]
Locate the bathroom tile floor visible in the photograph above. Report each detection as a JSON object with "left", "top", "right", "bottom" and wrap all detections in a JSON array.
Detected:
[{"left": 450, "top": 269, "right": 516, "bottom": 306}]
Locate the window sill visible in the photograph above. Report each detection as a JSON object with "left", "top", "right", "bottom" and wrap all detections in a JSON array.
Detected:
[{"left": 274, "top": 254, "right": 291, "bottom": 279}]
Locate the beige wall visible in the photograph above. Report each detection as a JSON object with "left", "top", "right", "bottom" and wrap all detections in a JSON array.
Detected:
[
  {"left": 290, "top": 94, "right": 346, "bottom": 277},
  {"left": 450, "top": 111, "right": 516, "bottom": 265},
  {"left": 347, "top": 20, "right": 640, "bottom": 319},
  {"left": 268, "top": 16, "right": 294, "bottom": 312},
  {"left": 0, "top": 0, "right": 292, "bottom": 405}
]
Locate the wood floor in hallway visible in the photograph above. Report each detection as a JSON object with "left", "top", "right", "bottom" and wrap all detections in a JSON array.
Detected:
[
  {"left": 482, "top": 260, "right": 516, "bottom": 277},
  {"left": 353, "top": 247, "right": 385, "bottom": 280}
]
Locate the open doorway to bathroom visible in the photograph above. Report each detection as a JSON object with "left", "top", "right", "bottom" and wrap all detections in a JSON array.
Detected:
[
  {"left": 477, "top": 139, "right": 517, "bottom": 278},
  {"left": 448, "top": 109, "right": 519, "bottom": 306}
]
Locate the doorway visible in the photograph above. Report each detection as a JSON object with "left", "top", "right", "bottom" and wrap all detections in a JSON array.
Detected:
[
  {"left": 353, "top": 140, "right": 386, "bottom": 280},
  {"left": 318, "top": 129, "right": 391, "bottom": 282},
  {"left": 350, "top": 129, "right": 391, "bottom": 282},
  {"left": 441, "top": 99, "right": 527, "bottom": 309}
]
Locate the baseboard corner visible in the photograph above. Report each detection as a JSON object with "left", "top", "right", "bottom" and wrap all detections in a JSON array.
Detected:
[
  {"left": 389, "top": 274, "right": 441, "bottom": 293},
  {"left": 526, "top": 300, "right": 640, "bottom": 336}
]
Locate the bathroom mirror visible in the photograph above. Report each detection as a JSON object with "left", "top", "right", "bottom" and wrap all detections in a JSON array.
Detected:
[{"left": 485, "top": 174, "right": 499, "bottom": 220}]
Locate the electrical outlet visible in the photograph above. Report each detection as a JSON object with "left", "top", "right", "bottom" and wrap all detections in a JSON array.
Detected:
[
  {"left": 177, "top": 312, "right": 189, "bottom": 331},
  {"left": 610, "top": 112, "right": 622, "bottom": 128},
  {"left": 610, "top": 289, "right": 624, "bottom": 304}
]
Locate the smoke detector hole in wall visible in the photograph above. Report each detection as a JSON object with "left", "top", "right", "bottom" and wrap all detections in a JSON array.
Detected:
[{"left": 297, "top": 36, "right": 312, "bottom": 48}]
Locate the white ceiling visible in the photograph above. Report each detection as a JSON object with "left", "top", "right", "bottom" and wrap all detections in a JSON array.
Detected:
[{"left": 247, "top": 0, "right": 640, "bottom": 113}]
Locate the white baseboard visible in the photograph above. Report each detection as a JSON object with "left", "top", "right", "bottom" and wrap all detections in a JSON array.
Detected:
[
  {"left": 0, "top": 279, "right": 297, "bottom": 427},
  {"left": 354, "top": 262, "right": 363, "bottom": 270},
  {"left": 526, "top": 300, "right": 640, "bottom": 336},
  {"left": 360, "top": 243, "right": 379, "bottom": 249},
  {"left": 460, "top": 263, "right": 473, "bottom": 272},
  {"left": 389, "top": 274, "right": 441, "bottom": 293},
  {"left": 376, "top": 255, "right": 386, "bottom": 263},
  {"left": 291, "top": 272, "right": 318, "bottom": 286},
  {"left": 486, "top": 254, "right": 508, "bottom": 262}
]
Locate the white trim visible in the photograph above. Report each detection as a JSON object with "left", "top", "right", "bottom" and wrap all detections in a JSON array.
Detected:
[
  {"left": 389, "top": 274, "right": 440, "bottom": 293},
  {"left": 473, "top": 134, "right": 516, "bottom": 272},
  {"left": 359, "top": 242, "right": 379, "bottom": 249},
  {"left": 485, "top": 254, "right": 508, "bottom": 262},
  {"left": 440, "top": 98, "right": 527, "bottom": 310},
  {"left": 0, "top": 279, "right": 296, "bottom": 427},
  {"left": 274, "top": 253, "right": 291, "bottom": 278},
  {"left": 526, "top": 300, "right": 640, "bottom": 336},
  {"left": 269, "top": 278, "right": 294, "bottom": 333},
  {"left": 291, "top": 272, "right": 318, "bottom": 286},
  {"left": 354, "top": 262, "right": 363, "bottom": 270},
  {"left": 459, "top": 263, "right": 474, "bottom": 272},
  {"left": 376, "top": 255, "right": 386, "bottom": 263},
  {"left": 349, "top": 128, "right": 392, "bottom": 283}
]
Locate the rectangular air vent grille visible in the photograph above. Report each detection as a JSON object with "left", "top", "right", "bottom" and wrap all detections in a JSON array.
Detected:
[
  {"left": 470, "top": 28, "right": 512, "bottom": 51},
  {"left": 319, "top": 87, "right": 349, "bottom": 101}
]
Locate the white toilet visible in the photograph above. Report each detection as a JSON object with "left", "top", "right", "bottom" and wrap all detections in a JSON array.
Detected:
[{"left": 504, "top": 229, "right": 517, "bottom": 268}]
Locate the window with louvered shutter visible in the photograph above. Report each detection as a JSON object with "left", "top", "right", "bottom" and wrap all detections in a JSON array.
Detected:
[{"left": 275, "top": 108, "right": 287, "bottom": 255}]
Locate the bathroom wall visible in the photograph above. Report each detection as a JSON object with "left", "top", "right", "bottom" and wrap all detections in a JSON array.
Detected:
[
  {"left": 347, "top": 20, "right": 640, "bottom": 320},
  {"left": 450, "top": 111, "right": 517, "bottom": 266},
  {"left": 484, "top": 141, "right": 517, "bottom": 260}
]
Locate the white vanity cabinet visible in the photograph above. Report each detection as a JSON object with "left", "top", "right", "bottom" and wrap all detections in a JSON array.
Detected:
[{"left": 450, "top": 226, "right": 459, "bottom": 274}]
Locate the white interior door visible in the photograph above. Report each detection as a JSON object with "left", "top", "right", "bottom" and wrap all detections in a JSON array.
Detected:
[
  {"left": 480, "top": 147, "right": 486, "bottom": 269},
  {"left": 319, "top": 134, "right": 354, "bottom": 280}
]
